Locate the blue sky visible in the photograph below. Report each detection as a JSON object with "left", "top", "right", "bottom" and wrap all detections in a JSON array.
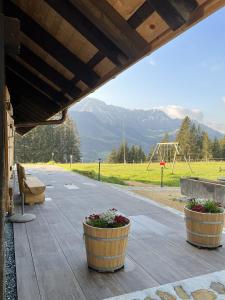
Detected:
[{"left": 91, "top": 7, "right": 225, "bottom": 133}]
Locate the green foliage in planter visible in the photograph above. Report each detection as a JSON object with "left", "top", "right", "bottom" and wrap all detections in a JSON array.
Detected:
[
  {"left": 187, "top": 199, "right": 223, "bottom": 213},
  {"left": 85, "top": 208, "right": 129, "bottom": 228}
]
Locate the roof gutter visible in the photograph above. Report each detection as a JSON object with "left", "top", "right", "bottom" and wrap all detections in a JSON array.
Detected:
[{"left": 15, "top": 109, "right": 67, "bottom": 128}]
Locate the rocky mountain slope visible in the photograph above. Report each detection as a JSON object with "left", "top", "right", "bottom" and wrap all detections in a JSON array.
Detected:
[{"left": 69, "top": 98, "right": 222, "bottom": 161}]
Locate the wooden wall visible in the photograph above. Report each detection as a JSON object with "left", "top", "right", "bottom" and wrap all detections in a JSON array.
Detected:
[
  {"left": 4, "top": 87, "right": 14, "bottom": 214},
  {"left": 0, "top": 7, "right": 6, "bottom": 298}
]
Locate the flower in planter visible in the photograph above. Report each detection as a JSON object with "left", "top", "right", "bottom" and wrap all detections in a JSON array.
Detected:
[
  {"left": 187, "top": 198, "right": 223, "bottom": 213},
  {"left": 85, "top": 208, "right": 129, "bottom": 228}
]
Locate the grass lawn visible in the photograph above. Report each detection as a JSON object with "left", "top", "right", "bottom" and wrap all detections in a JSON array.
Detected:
[{"left": 57, "top": 161, "right": 225, "bottom": 187}]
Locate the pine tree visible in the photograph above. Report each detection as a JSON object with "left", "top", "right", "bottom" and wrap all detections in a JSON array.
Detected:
[
  {"left": 201, "top": 132, "right": 211, "bottom": 161},
  {"left": 220, "top": 136, "right": 225, "bottom": 159},
  {"left": 129, "top": 145, "right": 136, "bottom": 163},
  {"left": 212, "top": 138, "right": 221, "bottom": 159},
  {"left": 137, "top": 146, "right": 146, "bottom": 162},
  {"left": 107, "top": 148, "right": 118, "bottom": 163},
  {"left": 176, "top": 116, "right": 191, "bottom": 158},
  {"left": 15, "top": 117, "right": 80, "bottom": 163},
  {"left": 116, "top": 142, "right": 129, "bottom": 163}
]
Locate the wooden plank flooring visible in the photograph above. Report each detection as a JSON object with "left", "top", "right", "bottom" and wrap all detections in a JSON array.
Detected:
[{"left": 13, "top": 166, "right": 225, "bottom": 300}]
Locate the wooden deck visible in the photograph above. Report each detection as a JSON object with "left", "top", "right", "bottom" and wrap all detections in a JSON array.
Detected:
[{"left": 13, "top": 166, "right": 225, "bottom": 300}]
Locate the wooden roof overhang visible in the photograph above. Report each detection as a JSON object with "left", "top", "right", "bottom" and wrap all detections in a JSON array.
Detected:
[{"left": 3, "top": 0, "right": 225, "bottom": 134}]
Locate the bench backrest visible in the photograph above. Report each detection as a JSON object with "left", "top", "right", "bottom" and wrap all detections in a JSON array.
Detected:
[{"left": 17, "top": 163, "right": 26, "bottom": 193}]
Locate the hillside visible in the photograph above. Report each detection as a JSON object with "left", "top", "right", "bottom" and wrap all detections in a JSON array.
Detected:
[{"left": 69, "top": 98, "right": 222, "bottom": 161}]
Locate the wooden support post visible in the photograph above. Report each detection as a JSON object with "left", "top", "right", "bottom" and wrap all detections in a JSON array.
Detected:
[
  {"left": 146, "top": 143, "right": 160, "bottom": 170},
  {"left": 0, "top": 8, "right": 6, "bottom": 300},
  {"left": 171, "top": 144, "right": 179, "bottom": 174}
]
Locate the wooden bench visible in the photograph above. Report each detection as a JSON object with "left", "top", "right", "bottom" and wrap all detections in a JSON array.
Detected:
[{"left": 17, "top": 163, "right": 46, "bottom": 205}]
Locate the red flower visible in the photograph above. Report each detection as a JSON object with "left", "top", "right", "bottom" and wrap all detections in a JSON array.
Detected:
[
  {"left": 192, "top": 204, "right": 205, "bottom": 213},
  {"left": 114, "top": 215, "right": 129, "bottom": 225}
]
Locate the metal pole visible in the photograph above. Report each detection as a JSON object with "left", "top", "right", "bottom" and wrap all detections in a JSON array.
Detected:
[
  {"left": 98, "top": 158, "right": 101, "bottom": 181},
  {"left": 161, "top": 167, "right": 163, "bottom": 187},
  {"left": 122, "top": 121, "right": 126, "bottom": 164},
  {"left": 70, "top": 154, "right": 72, "bottom": 168},
  {"left": 21, "top": 193, "right": 25, "bottom": 215}
]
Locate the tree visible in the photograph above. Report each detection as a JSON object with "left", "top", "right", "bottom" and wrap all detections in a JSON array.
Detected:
[
  {"left": 220, "top": 136, "right": 225, "bottom": 159},
  {"left": 129, "top": 145, "right": 137, "bottom": 163},
  {"left": 107, "top": 148, "right": 118, "bottom": 163},
  {"left": 201, "top": 132, "right": 211, "bottom": 161},
  {"left": 212, "top": 138, "right": 221, "bottom": 159},
  {"left": 176, "top": 116, "right": 191, "bottom": 158},
  {"left": 107, "top": 143, "right": 146, "bottom": 163},
  {"left": 15, "top": 116, "right": 80, "bottom": 163},
  {"left": 116, "top": 141, "right": 129, "bottom": 163},
  {"left": 137, "top": 146, "right": 146, "bottom": 162}
]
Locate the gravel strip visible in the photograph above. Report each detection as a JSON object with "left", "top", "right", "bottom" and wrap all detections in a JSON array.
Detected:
[{"left": 4, "top": 222, "right": 17, "bottom": 300}]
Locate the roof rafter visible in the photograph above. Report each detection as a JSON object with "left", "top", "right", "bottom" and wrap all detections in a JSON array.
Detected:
[
  {"left": 20, "top": 44, "right": 81, "bottom": 98},
  {"left": 6, "top": 56, "right": 68, "bottom": 107},
  {"left": 6, "top": 69, "right": 60, "bottom": 114},
  {"left": 71, "top": 1, "right": 155, "bottom": 85},
  {"left": 45, "top": 0, "right": 128, "bottom": 66},
  {"left": 69, "top": 0, "right": 148, "bottom": 58},
  {"left": 4, "top": 1, "right": 100, "bottom": 87}
]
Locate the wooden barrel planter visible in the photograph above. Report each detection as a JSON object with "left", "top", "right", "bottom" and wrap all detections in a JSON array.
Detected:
[
  {"left": 184, "top": 207, "right": 224, "bottom": 248},
  {"left": 83, "top": 221, "right": 130, "bottom": 272}
]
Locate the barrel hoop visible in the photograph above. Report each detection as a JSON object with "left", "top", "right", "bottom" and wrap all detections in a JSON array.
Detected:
[
  {"left": 187, "top": 229, "right": 221, "bottom": 238},
  {"left": 185, "top": 217, "right": 224, "bottom": 225},
  {"left": 84, "top": 233, "right": 128, "bottom": 241},
  {"left": 187, "top": 240, "right": 221, "bottom": 248},
  {"left": 88, "top": 263, "right": 124, "bottom": 272},
  {"left": 86, "top": 251, "right": 124, "bottom": 260}
]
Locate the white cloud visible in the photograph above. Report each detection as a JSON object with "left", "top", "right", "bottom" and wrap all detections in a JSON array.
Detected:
[
  {"left": 157, "top": 105, "right": 225, "bottom": 134},
  {"left": 157, "top": 105, "right": 204, "bottom": 121}
]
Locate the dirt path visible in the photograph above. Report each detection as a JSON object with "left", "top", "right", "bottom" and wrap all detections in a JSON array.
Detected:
[{"left": 126, "top": 181, "right": 186, "bottom": 213}]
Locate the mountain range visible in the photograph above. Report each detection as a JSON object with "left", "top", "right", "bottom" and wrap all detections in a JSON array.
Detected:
[{"left": 69, "top": 98, "right": 223, "bottom": 161}]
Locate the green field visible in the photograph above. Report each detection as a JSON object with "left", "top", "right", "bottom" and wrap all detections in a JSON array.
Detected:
[{"left": 58, "top": 161, "right": 225, "bottom": 187}]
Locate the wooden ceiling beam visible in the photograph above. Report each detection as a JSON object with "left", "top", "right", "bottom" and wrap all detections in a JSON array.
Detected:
[
  {"left": 20, "top": 44, "right": 81, "bottom": 98},
  {"left": 4, "top": 1, "right": 100, "bottom": 87},
  {"left": 69, "top": 0, "right": 148, "bottom": 58},
  {"left": 83, "top": 2, "right": 155, "bottom": 71},
  {"left": 147, "top": 0, "right": 198, "bottom": 30},
  {"left": 6, "top": 69, "right": 61, "bottom": 113},
  {"left": 6, "top": 56, "right": 68, "bottom": 107},
  {"left": 127, "top": 1, "right": 154, "bottom": 29},
  {"left": 70, "top": 0, "right": 155, "bottom": 86},
  {"left": 45, "top": 0, "right": 128, "bottom": 66}
]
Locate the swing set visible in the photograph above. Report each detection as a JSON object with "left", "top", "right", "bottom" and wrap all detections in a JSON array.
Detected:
[{"left": 146, "top": 142, "right": 193, "bottom": 174}]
